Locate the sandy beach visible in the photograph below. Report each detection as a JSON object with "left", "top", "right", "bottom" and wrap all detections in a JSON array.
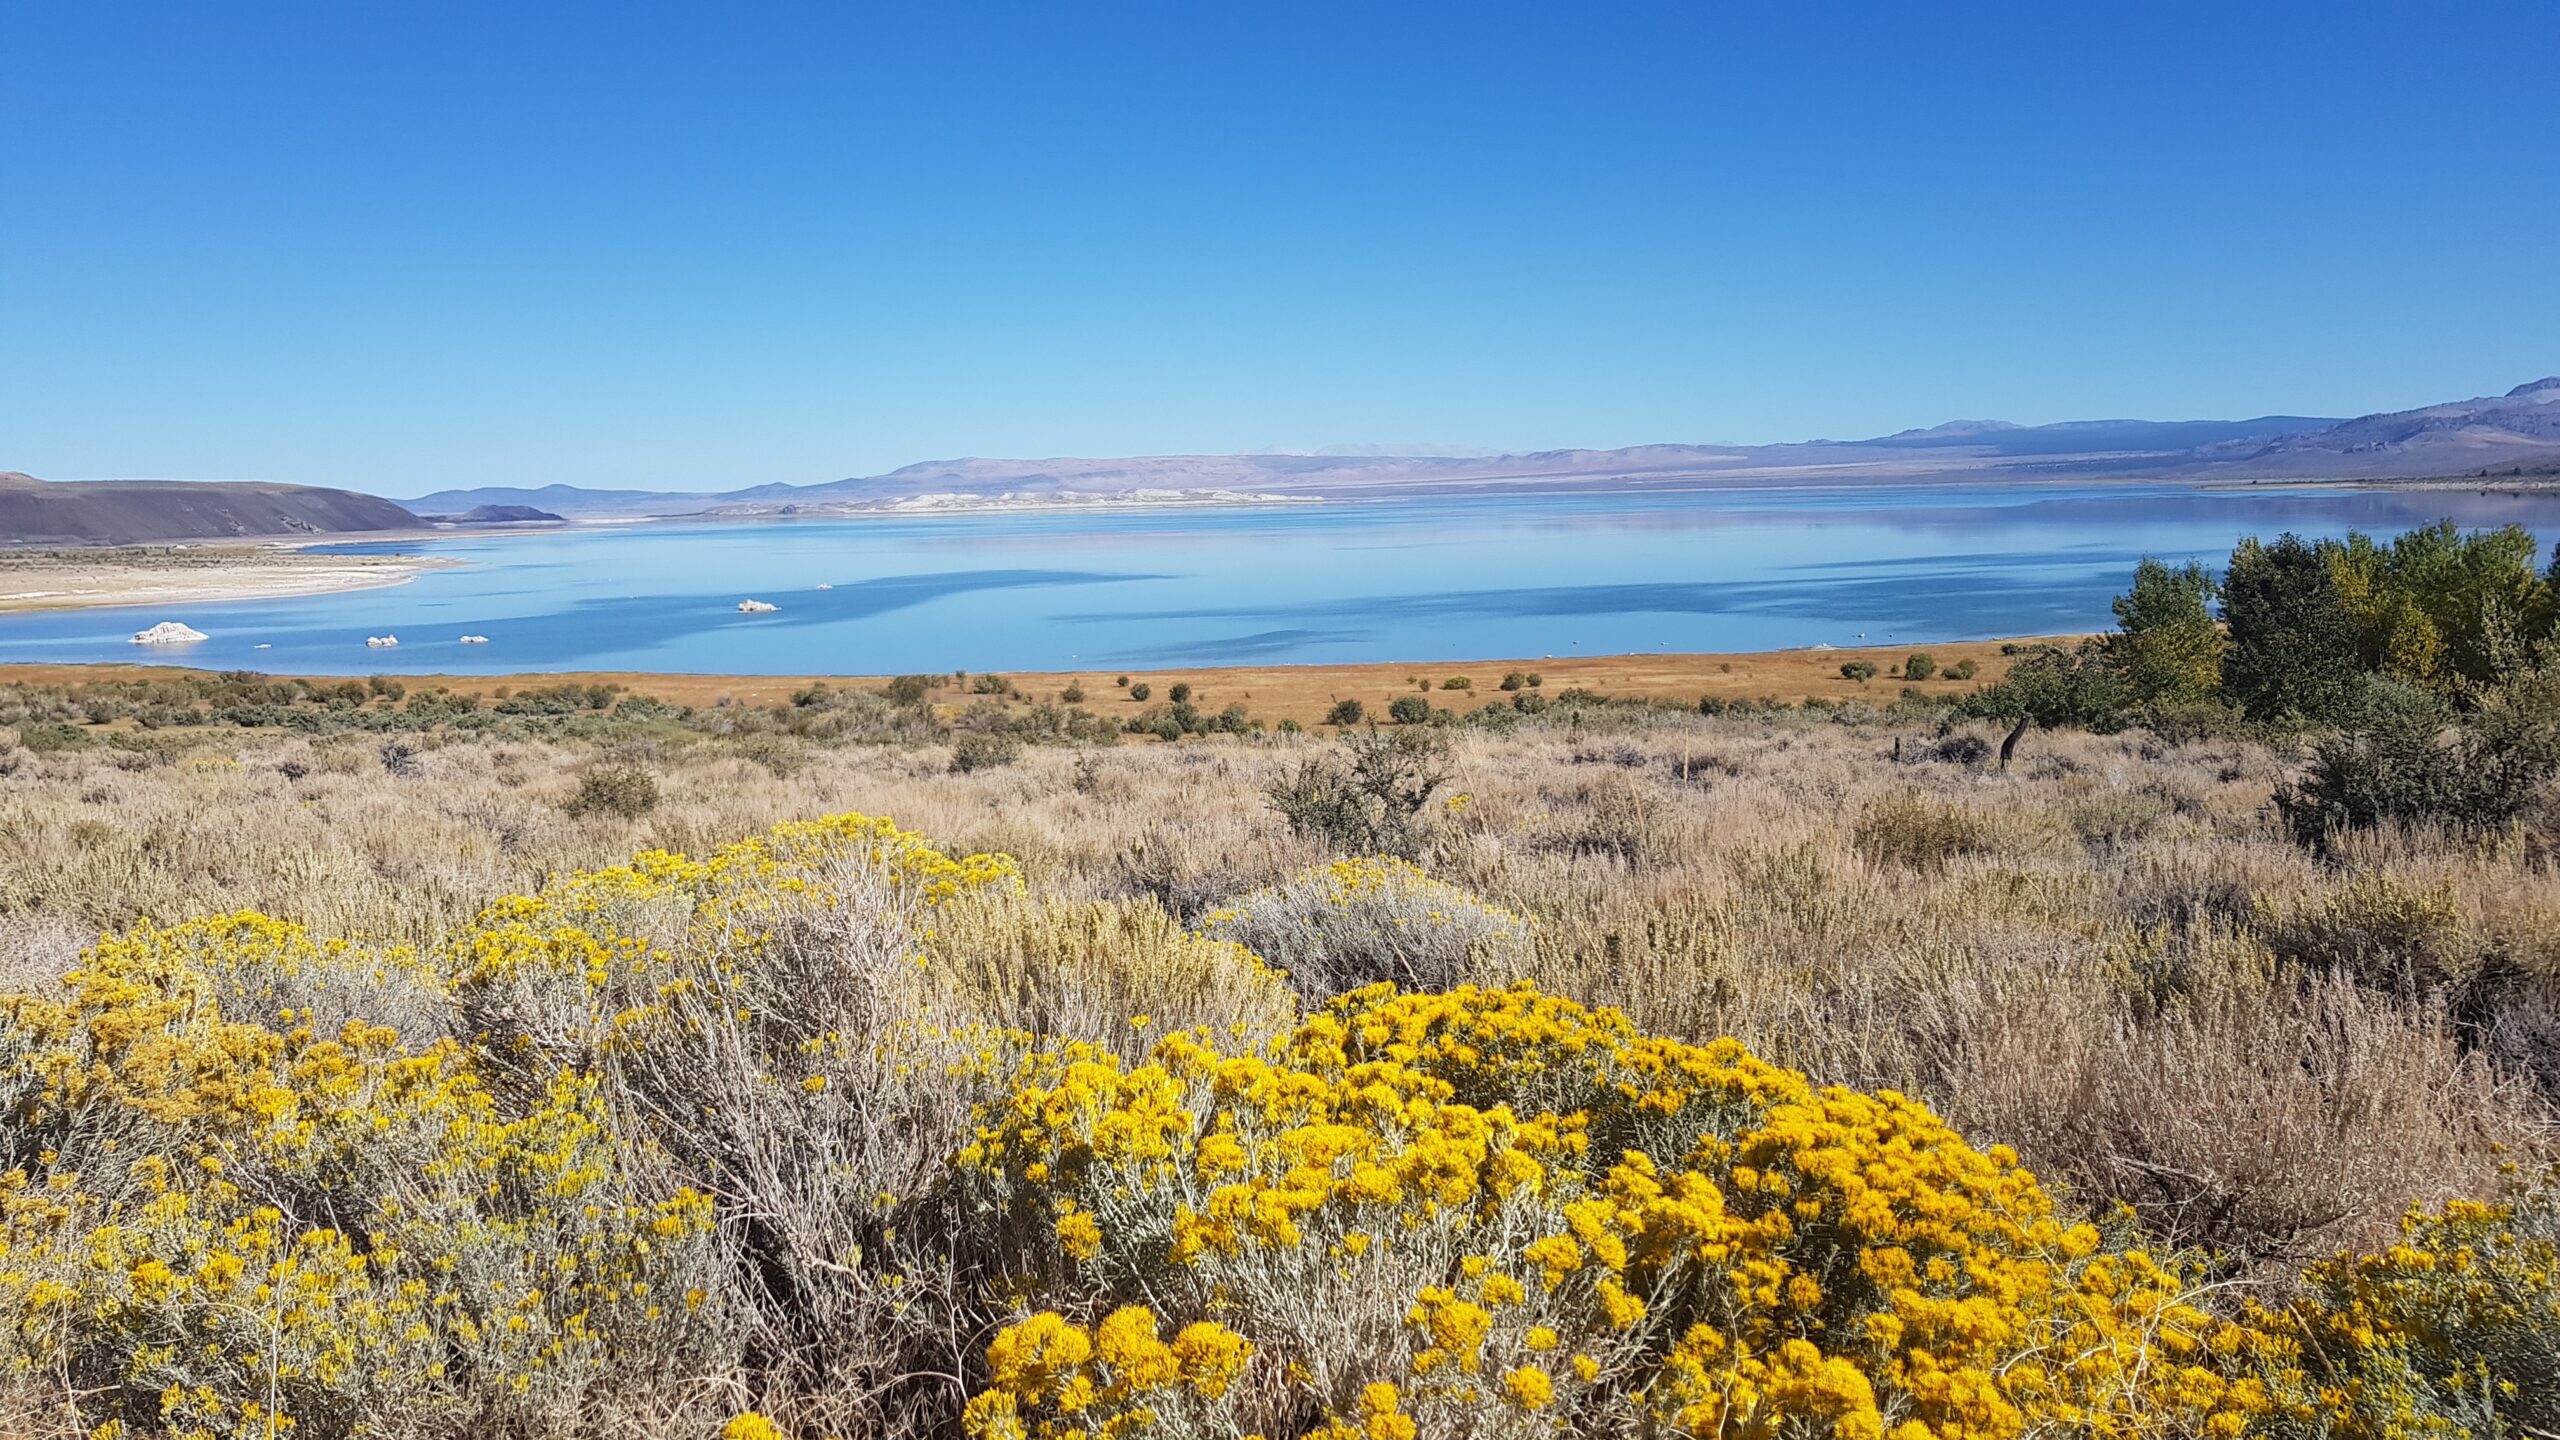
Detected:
[{"left": 0, "top": 544, "right": 455, "bottom": 613}]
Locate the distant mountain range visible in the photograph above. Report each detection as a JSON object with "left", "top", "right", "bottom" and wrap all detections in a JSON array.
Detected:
[
  {"left": 404, "top": 377, "right": 2560, "bottom": 520},
  {"left": 7, "top": 378, "right": 2556, "bottom": 544}
]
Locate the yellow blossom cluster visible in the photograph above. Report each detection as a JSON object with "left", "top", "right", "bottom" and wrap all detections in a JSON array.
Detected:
[
  {"left": 963, "top": 1306, "right": 1256, "bottom": 1440},
  {"left": 0, "top": 810, "right": 1015, "bottom": 1438},
  {"left": 961, "top": 981, "right": 2270, "bottom": 1440},
  {"left": 458, "top": 808, "right": 1020, "bottom": 990},
  {"left": 2248, "top": 1169, "right": 2560, "bottom": 1437}
]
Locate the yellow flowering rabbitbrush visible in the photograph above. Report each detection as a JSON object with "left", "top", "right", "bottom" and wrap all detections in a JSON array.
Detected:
[
  {"left": 4, "top": 804, "right": 2549, "bottom": 1438},
  {"left": 963, "top": 981, "right": 2270, "bottom": 1439}
]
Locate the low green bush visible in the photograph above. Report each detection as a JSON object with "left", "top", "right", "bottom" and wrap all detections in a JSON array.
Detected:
[
  {"left": 950, "top": 731, "right": 1022, "bottom": 772},
  {"left": 566, "top": 764, "right": 661, "bottom": 818}
]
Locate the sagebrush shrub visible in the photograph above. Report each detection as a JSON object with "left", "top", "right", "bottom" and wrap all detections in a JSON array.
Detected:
[
  {"left": 952, "top": 729, "right": 1024, "bottom": 772},
  {"left": 1203, "top": 856, "right": 1532, "bottom": 997},
  {"left": 1852, "top": 788, "right": 1998, "bottom": 871},
  {"left": 1264, "top": 729, "right": 1451, "bottom": 858},
  {"left": 923, "top": 888, "right": 1295, "bottom": 1055},
  {"left": 565, "top": 762, "right": 660, "bottom": 817},
  {"left": 2252, "top": 872, "right": 2493, "bottom": 1004},
  {"left": 2277, "top": 674, "right": 2560, "bottom": 848}
]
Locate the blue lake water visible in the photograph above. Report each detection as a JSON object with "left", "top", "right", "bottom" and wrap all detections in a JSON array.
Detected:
[{"left": 9, "top": 482, "right": 2560, "bottom": 675}]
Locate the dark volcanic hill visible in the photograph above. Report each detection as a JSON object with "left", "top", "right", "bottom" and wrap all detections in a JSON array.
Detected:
[
  {"left": 420, "top": 503, "right": 567, "bottom": 525},
  {"left": 0, "top": 472, "right": 421, "bottom": 546}
]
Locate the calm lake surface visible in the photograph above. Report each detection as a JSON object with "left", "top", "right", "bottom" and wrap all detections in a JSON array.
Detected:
[{"left": 11, "top": 482, "right": 2560, "bottom": 675}]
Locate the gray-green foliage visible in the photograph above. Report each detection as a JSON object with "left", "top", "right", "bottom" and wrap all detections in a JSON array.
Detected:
[
  {"left": 1262, "top": 727, "right": 1452, "bottom": 858},
  {"left": 1204, "top": 858, "right": 1530, "bottom": 998},
  {"left": 2275, "top": 672, "right": 2560, "bottom": 849},
  {"left": 566, "top": 764, "right": 660, "bottom": 818}
]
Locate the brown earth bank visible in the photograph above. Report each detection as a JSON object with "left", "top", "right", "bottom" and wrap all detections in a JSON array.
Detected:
[{"left": 0, "top": 636, "right": 2059, "bottom": 726}]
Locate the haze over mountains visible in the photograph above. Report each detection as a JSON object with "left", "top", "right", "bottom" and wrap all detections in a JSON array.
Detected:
[
  {"left": 406, "top": 377, "right": 2560, "bottom": 521},
  {"left": 5, "top": 378, "right": 2556, "bottom": 545}
]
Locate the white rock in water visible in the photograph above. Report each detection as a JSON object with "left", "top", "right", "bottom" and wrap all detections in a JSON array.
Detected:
[
  {"left": 366, "top": 634, "right": 400, "bottom": 647},
  {"left": 459, "top": 634, "right": 490, "bottom": 644},
  {"left": 815, "top": 583, "right": 833, "bottom": 590},
  {"left": 130, "top": 621, "right": 208, "bottom": 645},
  {"left": 737, "top": 599, "right": 779, "bottom": 613}
]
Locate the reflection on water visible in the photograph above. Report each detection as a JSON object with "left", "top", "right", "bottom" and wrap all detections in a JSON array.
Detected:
[{"left": 6, "top": 482, "right": 2558, "bottom": 675}]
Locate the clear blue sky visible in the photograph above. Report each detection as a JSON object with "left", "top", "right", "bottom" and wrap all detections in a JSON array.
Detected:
[{"left": 4, "top": 1, "right": 2554, "bottom": 494}]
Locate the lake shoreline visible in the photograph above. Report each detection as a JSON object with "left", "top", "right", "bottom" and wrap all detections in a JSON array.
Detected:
[
  {"left": 0, "top": 635, "right": 2072, "bottom": 723},
  {"left": 0, "top": 543, "right": 462, "bottom": 615}
]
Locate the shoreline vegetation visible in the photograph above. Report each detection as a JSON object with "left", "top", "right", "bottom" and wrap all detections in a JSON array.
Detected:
[
  {"left": 0, "top": 636, "right": 2052, "bottom": 727},
  {"left": 0, "top": 543, "right": 454, "bottom": 614}
]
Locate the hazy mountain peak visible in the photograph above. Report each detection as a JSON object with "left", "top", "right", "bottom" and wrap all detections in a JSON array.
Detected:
[
  {"left": 1882, "top": 420, "right": 2022, "bottom": 439},
  {"left": 2509, "top": 377, "right": 2560, "bottom": 399}
]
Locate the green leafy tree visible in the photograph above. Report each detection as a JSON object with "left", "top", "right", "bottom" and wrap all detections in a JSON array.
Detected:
[
  {"left": 2104, "top": 558, "right": 2224, "bottom": 707},
  {"left": 2220, "top": 534, "right": 2361, "bottom": 723},
  {"left": 2326, "top": 522, "right": 2554, "bottom": 695},
  {"left": 1961, "top": 640, "right": 2128, "bottom": 731}
]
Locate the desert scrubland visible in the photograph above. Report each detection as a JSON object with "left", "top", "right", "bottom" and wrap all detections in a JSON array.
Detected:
[{"left": 1, "top": 629, "right": 2556, "bottom": 1436}]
